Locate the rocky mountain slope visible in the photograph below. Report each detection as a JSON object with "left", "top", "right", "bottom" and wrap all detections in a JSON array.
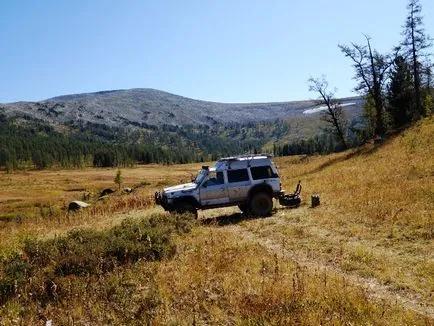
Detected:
[{"left": 0, "top": 88, "right": 363, "bottom": 128}]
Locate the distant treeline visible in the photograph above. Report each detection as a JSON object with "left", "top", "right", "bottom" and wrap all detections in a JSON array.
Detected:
[
  {"left": 0, "top": 113, "right": 278, "bottom": 171},
  {"left": 0, "top": 114, "right": 205, "bottom": 171},
  {"left": 0, "top": 111, "right": 371, "bottom": 171},
  {"left": 273, "top": 128, "right": 370, "bottom": 156}
]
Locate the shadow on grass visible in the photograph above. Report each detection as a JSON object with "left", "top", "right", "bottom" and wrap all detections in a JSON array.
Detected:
[
  {"left": 200, "top": 212, "right": 263, "bottom": 227},
  {"left": 200, "top": 205, "right": 303, "bottom": 227}
]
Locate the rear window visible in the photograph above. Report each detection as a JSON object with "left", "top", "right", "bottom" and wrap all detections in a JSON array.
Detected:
[
  {"left": 250, "top": 166, "right": 278, "bottom": 180},
  {"left": 227, "top": 169, "right": 249, "bottom": 183}
]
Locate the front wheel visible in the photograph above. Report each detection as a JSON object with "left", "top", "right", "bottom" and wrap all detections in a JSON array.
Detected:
[
  {"left": 249, "top": 192, "right": 273, "bottom": 217},
  {"left": 173, "top": 203, "right": 198, "bottom": 219},
  {"left": 238, "top": 203, "right": 249, "bottom": 214}
]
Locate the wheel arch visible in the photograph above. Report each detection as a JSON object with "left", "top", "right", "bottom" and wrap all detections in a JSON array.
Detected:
[
  {"left": 172, "top": 196, "right": 200, "bottom": 209},
  {"left": 247, "top": 183, "right": 273, "bottom": 202}
]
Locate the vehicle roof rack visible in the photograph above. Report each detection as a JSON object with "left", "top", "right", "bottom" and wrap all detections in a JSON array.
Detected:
[{"left": 218, "top": 153, "right": 273, "bottom": 161}]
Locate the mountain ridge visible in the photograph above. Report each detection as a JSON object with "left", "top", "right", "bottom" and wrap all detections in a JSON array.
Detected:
[{"left": 0, "top": 88, "right": 364, "bottom": 128}]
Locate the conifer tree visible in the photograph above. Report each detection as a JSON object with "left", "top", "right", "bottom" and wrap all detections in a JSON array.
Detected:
[
  {"left": 387, "top": 55, "right": 414, "bottom": 127},
  {"left": 339, "top": 36, "right": 395, "bottom": 136},
  {"left": 401, "top": 0, "right": 432, "bottom": 119}
]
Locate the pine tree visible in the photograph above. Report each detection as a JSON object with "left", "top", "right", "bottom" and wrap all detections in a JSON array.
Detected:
[
  {"left": 422, "top": 63, "right": 433, "bottom": 115},
  {"left": 339, "top": 36, "right": 395, "bottom": 136},
  {"left": 387, "top": 56, "right": 414, "bottom": 127},
  {"left": 401, "top": 0, "right": 432, "bottom": 119}
]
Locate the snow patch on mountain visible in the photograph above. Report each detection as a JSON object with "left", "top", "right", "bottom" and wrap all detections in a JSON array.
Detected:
[{"left": 303, "top": 102, "right": 357, "bottom": 114}]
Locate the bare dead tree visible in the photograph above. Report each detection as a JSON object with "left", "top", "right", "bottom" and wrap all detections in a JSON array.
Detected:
[
  {"left": 339, "top": 35, "right": 396, "bottom": 136},
  {"left": 402, "top": 0, "right": 432, "bottom": 119},
  {"left": 308, "top": 76, "right": 348, "bottom": 149}
]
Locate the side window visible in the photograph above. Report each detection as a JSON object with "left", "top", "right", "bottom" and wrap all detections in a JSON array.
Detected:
[
  {"left": 216, "top": 171, "right": 224, "bottom": 184},
  {"left": 203, "top": 171, "right": 224, "bottom": 186},
  {"left": 250, "top": 166, "right": 277, "bottom": 180},
  {"left": 227, "top": 169, "right": 249, "bottom": 183}
]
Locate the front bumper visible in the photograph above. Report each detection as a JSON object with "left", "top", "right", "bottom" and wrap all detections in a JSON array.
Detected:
[
  {"left": 155, "top": 191, "right": 170, "bottom": 210},
  {"left": 155, "top": 191, "right": 165, "bottom": 206}
]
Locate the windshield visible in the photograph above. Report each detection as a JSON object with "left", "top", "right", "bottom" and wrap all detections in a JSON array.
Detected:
[{"left": 194, "top": 169, "right": 208, "bottom": 185}]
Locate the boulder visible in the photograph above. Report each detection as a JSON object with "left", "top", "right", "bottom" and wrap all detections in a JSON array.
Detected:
[
  {"left": 100, "top": 188, "right": 115, "bottom": 197},
  {"left": 68, "top": 201, "right": 90, "bottom": 211},
  {"left": 123, "top": 187, "right": 133, "bottom": 194}
]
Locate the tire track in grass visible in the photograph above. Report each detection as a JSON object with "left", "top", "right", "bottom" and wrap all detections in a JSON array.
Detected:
[{"left": 226, "top": 223, "right": 434, "bottom": 320}]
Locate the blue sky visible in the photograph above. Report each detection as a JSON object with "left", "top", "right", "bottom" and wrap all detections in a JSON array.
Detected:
[{"left": 1, "top": 0, "right": 433, "bottom": 103}]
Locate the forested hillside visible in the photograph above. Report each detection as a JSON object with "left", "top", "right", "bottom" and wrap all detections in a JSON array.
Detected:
[
  {"left": 0, "top": 88, "right": 367, "bottom": 171},
  {"left": 0, "top": 110, "right": 367, "bottom": 171}
]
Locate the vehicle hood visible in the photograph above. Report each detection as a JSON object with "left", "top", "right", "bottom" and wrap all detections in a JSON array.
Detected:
[{"left": 164, "top": 182, "right": 197, "bottom": 194}]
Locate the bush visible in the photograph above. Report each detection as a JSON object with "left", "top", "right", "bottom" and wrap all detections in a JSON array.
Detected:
[
  {"left": 0, "top": 253, "right": 33, "bottom": 305},
  {"left": 0, "top": 280, "right": 14, "bottom": 305},
  {"left": 0, "top": 213, "right": 195, "bottom": 304}
]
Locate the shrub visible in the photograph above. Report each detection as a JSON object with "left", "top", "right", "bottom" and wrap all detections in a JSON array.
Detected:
[{"left": 0, "top": 212, "right": 195, "bottom": 305}]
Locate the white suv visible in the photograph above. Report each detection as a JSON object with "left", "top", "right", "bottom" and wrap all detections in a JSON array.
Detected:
[{"left": 155, "top": 154, "right": 282, "bottom": 217}]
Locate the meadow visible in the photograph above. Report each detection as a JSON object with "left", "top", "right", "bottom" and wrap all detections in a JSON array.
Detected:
[{"left": 0, "top": 117, "right": 433, "bottom": 324}]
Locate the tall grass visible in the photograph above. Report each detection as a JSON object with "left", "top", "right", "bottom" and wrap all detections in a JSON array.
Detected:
[
  {"left": 0, "top": 212, "right": 195, "bottom": 323},
  {"left": 1, "top": 221, "right": 428, "bottom": 325},
  {"left": 154, "top": 227, "right": 428, "bottom": 325},
  {"left": 240, "top": 116, "right": 434, "bottom": 306}
]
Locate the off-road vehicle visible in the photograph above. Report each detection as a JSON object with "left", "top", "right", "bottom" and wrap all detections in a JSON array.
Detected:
[{"left": 155, "top": 154, "right": 301, "bottom": 217}]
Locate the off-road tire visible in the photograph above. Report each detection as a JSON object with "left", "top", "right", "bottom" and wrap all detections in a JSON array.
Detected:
[
  {"left": 249, "top": 192, "right": 273, "bottom": 217},
  {"left": 174, "top": 203, "right": 198, "bottom": 219},
  {"left": 238, "top": 203, "right": 249, "bottom": 214}
]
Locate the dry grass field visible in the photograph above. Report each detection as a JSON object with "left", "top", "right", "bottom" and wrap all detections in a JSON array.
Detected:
[
  {"left": 0, "top": 117, "right": 433, "bottom": 324},
  {"left": 0, "top": 163, "right": 202, "bottom": 252}
]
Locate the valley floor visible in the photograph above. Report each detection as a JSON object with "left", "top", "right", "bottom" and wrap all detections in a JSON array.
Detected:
[{"left": 0, "top": 117, "right": 433, "bottom": 324}]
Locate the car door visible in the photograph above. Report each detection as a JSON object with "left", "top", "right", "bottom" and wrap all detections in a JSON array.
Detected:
[
  {"left": 227, "top": 168, "right": 251, "bottom": 203},
  {"left": 199, "top": 171, "right": 229, "bottom": 206}
]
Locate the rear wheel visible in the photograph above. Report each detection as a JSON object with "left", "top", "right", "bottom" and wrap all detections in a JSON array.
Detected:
[{"left": 249, "top": 192, "right": 273, "bottom": 217}]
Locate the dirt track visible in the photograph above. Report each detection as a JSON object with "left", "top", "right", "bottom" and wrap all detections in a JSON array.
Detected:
[{"left": 222, "top": 216, "right": 434, "bottom": 320}]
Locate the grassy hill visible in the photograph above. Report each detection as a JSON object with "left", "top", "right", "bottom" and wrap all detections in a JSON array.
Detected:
[{"left": 0, "top": 117, "right": 432, "bottom": 324}]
